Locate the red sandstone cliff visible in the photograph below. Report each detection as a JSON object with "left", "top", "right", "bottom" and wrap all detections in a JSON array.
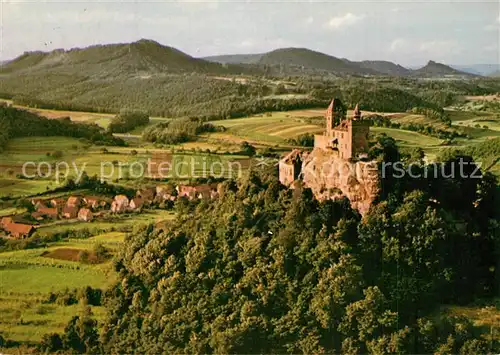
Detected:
[{"left": 300, "top": 148, "right": 380, "bottom": 215}]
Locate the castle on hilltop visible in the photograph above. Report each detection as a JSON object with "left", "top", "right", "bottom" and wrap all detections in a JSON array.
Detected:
[{"left": 279, "top": 99, "right": 371, "bottom": 186}]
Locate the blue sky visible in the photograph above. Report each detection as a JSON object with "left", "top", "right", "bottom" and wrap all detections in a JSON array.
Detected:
[{"left": 1, "top": 0, "right": 499, "bottom": 66}]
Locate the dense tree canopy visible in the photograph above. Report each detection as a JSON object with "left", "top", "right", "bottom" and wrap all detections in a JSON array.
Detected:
[
  {"left": 97, "top": 148, "right": 499, "bottom": 353},
  {"left": 108, "top": 110, "right": 150, "bottom": 133},
  {"left": 0, "top": 104, "right": 124, "bottom": 151}
]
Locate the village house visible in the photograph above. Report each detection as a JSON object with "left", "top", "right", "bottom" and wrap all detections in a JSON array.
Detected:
[
  {"left": 1, "top": 216, "right": 13, "bottom": 229},
  {"left": 78, "top": 208, "right": 93, "bottom": 222},
  {"left": 31, "top": 198, "right": 48, "bottom": 209},
  {"left": 62, "top": 205, "right": 79, "bottom": 219},
  {"left": 37, "top": 207, "right": 58, "bottom": 220},
  {"left": 111, "top": 195, "right": 129, "bottom": 213},
  {"left": 129, "top": 197, "right": 144, "bottom": 211},
  {"left": 136, "top": 187, "right": 156, "bottom": 204},
  {"left": 67, "top": 196, "right": 83, "bottom": 207},
  {"left": 50, "top": 198, "right": 66, "bottom": 209},
  {"left": 177, "top": 185, "right": 198, "bottom": 200},
  {"left": 83, "top": 196, "right": 102, "bottom": 210},
  {"left": 155, "top": 185, "right": 177, "bottom": 202},
  {"left": 31, "top": 212, "right": 45, "bottom": 221},
  {"left": 4, "top": 223, "right": 35, "bottom": 239}
]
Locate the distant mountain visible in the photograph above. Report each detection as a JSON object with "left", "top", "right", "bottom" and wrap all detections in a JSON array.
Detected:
[
  {"left": 205, "top": 48, "right": 380, "bottom": 76},
  {"left": 451, "top": 64, "right": 500, "bottom": 76},
  {"left": 256, "top": 47, "right": 378, "bottom": 75},
  {"left": 412, "top": 60, "right": 475, "bottom": 77},
  {"left": 203, "top": 53, "right": 264, "bottom": 65},
  {"left": 355, "top": 60, "right": 411, "bottom": 76},
  {"left": 1, "top": 39, "right": 253, "bottom": 77}
]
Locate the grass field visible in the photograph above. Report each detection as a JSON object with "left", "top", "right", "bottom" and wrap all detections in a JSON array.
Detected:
[
  {"left": 0, "top": 205, "right": 177, "bottom": 344},
  {"left": 210, "top": 111, "right": 324, "bottom": 144},
  {"left": 0, "top": 224, "right": 131, "bottom": 342},
  {"left": 0, "top": 135, "right": 254, "bottom": 197}
]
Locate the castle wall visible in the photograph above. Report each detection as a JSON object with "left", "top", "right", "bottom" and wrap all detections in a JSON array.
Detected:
[
  {"left": 301, "top": 148, "right": 380, "bottom": 215},
  {"left": 279, "top": 162, "right": 296, "bottom": 186},
  {"left": 314, "top": 135, "right": 330, "bottom": 150},
  {"left": 350, "top": 121, "right": 370, "bottom": 157},
  {"left": 331, "top": 129, "right": 351, "bottom": 159}
]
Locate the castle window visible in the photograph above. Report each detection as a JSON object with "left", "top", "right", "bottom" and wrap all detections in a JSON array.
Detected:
[{"left": 341, "top": 133, "right": 344, "bottom": 139}]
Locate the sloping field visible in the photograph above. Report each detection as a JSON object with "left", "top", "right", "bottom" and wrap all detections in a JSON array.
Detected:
[{"left": 210, "top": 114, "right": 323, "bottom": 144}]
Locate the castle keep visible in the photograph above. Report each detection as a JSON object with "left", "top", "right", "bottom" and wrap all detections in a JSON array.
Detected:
[
  {"left": 313, "top": 99, "right": 370, "bottom": 159},
  {"left": 278, "top": 99, "right": 379, "bottom": 215},
  {"left": 279, "top": 99, "right": 371, "bottom": 185}
]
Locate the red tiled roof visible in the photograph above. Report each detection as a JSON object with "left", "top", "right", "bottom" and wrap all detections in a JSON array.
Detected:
[
  {"left": 38, "top": 207, "right": 58, "bottom": 216},
  {"left": 62, "top": 205, "right": 79, "bottom": 216},
  {"left": 78, "top": 208, "right": 93, "bottom": 218},
  {"left": 1, "top": 216, "right": 13, "bottom": 227},
  {"left": 4, "top": 223, "right": 34, "bottom": 237},
  {"left": 67, "top": 196, "right": 82, "bottom": 206}
]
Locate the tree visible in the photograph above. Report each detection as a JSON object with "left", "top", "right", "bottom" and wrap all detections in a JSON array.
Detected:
[{"left": 240, "top": 141, "right": 256, "bottom": 157}]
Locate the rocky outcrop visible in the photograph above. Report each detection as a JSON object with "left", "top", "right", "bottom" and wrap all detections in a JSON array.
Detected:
[{"left": 300, "top": 148, "right": 380, "bottom": 215}]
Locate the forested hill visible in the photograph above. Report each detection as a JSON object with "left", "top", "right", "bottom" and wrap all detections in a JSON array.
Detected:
[
  {"left": 0, "top": 104, "right": 123, "bottom": 150},
  {"left": 97, "top": 144, "right": 500, "bottom": 353},
  {"left": 1, "top": 39, "right": 254, "bottom": 77},
  {"left": 256, "top": 48, "right": 378, "bottom": 75},
  {"left": 355, "top": 60, "right": 411, "bottom": 76},
  {"left": 203, "top": 53, "right": 264, "bottom": 65},
  {"left": 1, "top": 40, "right": 497, "bottom": 119},
  {"left": 413, "top": 60, "right": 474, "bottom": 77}
]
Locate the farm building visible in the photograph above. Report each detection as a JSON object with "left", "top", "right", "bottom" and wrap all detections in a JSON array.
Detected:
[
  {"left": 67, "top": 196, "right": 83, "bottom": 207},
  {"left": 62, "top": 205, "right": 79, "bottom": 219},
  {"left": 3, "top": 223, "right": 35, "bottom": 239},
  {"left": 37, "top": 207, "right": 58, "bottom": 219},
  {"left": 78, "top": 208, "right": 93, "bottom": 222},
  {"left": 130, "top": 197, "right": 144, "bottom": 210},
  {"left": 1, "top": 216, "right": 13, "bottom": 228},
  {"left": 111, "top": 195, "right": 129, "bottom": 213}
]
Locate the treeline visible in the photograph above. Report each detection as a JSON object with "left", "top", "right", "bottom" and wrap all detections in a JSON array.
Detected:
[
  {"left": 4, "top": 71, "right": 500, "bottom": 121},
  {"left": 142, "top": 118, "right": 224, "bottom": 144},
  {"left": 285, "top": 132, "right": 315, "bottom": 147},
  {"left": 0, "top": 104, "right": 124, "bottom": 152},
  {"left": 108, "top": 110, "right": 150, "bottom": 133}
]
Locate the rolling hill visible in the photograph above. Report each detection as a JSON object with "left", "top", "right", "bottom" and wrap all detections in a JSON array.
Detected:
[
  {"left": 254, "top": 47, "right": 378, "bottom": 76},
  {"left": 451, "top": 64, "right": 500, "bottom": 76},
  {"left": 412, "top": 60, "right": 474, "bottom": 78},
  {"left": 355, "top": 60, "right": 411, "bottom": 76},
  {"left": 1, "top": 39, "right": 253, "bottom": 77},
  {"left": 205, "top": 48, "right": 382, "bottom": 76},
  {"left": 203, "top": 53, "right": 264, "bottom": 65}
]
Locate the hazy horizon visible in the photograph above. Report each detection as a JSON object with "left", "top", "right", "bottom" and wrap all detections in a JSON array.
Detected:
[{"left": 1, "top": 0, "right": 499, "bottom": 66}]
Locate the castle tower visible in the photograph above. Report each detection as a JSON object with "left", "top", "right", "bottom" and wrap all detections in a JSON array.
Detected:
[
  {"left": 353, "top": 103, "right": 361, "bottom": 120},
  {"left": 325, "top": 99, "right": 335, "bottom": 134},
  {"left": 325, "top": 98, "right": 347, "bottom": 135}
]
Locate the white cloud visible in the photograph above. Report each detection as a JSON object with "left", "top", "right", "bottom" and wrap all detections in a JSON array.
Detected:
[
  {"left": 305, "top": 16, "right": 314, "bottom": 25},
  {"left": 326, "top": 13, "right": 366, "bottom": 29}
]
